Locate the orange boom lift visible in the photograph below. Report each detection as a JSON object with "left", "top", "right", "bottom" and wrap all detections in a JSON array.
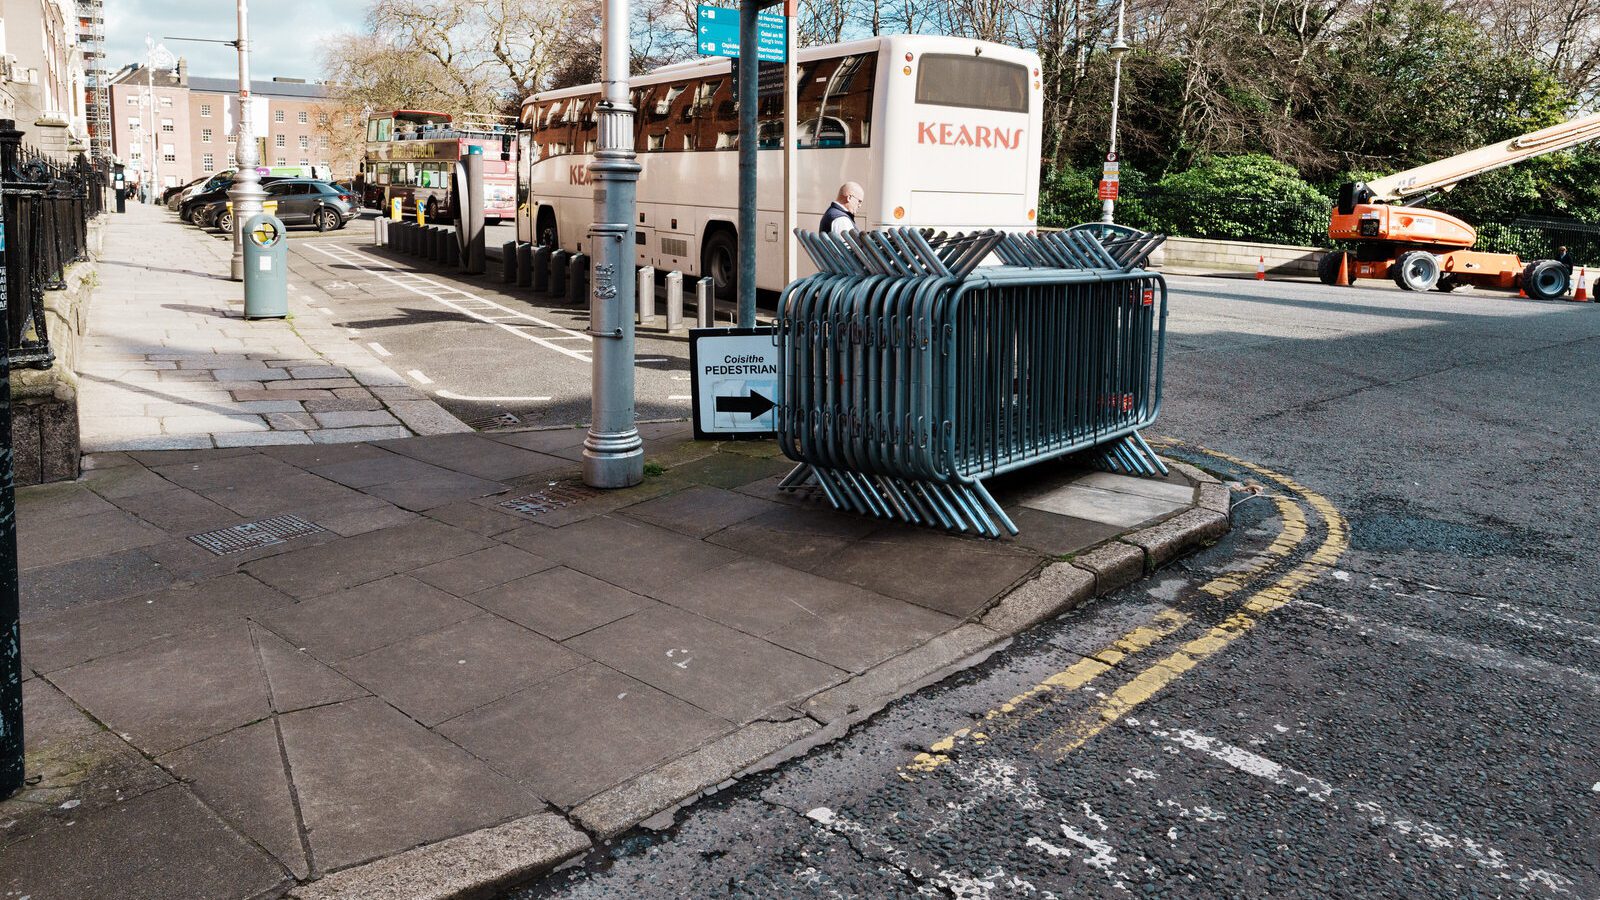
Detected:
[{"left": 1323, "top": 113, "right": 1600, "bottom": 299}]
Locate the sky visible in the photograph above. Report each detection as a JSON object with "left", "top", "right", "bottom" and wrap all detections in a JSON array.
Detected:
[{"left": 105, "top": 1, "right": 367, "bottom": 83}]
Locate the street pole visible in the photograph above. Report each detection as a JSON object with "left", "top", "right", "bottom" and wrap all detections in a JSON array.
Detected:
[
  {"left": 736, "top": 0, "right": 759, "bottom": 327},
  {"left": 782, "top": 0, "right": 797, "bottom": 287},
  {"left": 1101, "top": 0, "right": 1129, "bottom": 225},
  {"left": 581, "top": 0, "right": 643, "bottom": 489},
  {"left": 228, "top": 0, "right": 264, "bottom": 282},
  {"left": 0, "top": 121, "right": 23, "bottom": 799},
  {"left": 146, "top": 39, "right": 157, "bottom": 200}
]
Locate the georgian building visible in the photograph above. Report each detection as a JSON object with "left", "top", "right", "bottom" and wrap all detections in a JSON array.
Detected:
[{"left": 0, "top": 0, "right": 92, "bottom": 159}]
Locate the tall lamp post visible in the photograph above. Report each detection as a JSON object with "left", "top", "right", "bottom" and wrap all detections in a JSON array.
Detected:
[
  {"left": 1101, "top": 0, "right": 1130, "bottom": 225},
  {"left": 142, "top": 37, "right": 176, "bottom": 199},
  {"left": 163, "top": 27, "right": 255, "bottom": 280}
]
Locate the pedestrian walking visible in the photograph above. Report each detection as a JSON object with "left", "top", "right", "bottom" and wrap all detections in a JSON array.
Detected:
[
  {"left": 820, "top": 182, "right": 863, "bottom": 234},
  {"left": 1556, "top": 245, "right": 1576, "bottom": 270}
]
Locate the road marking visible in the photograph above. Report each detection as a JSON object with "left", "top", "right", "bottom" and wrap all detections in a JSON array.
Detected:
[
  {"left": 667, "top": 395, "right": 691, "bottom": 401},
  {"left": 307, "top": 243, "right": 594, "bottom": 363},
  {"left": 902, "top": 446, "right": 1323, "bottom": 778},
  {"left": 315, "top": 307, "right": 333, "bottom": 316},
  {"left": 367, "top": 342, "right": 391, "bottom": 357},
  {"left": 434, "top": 389, "right": 552, "bottom": 403},
  {"left": 407, "top": 369, "right": 433, "bottom": 385}
]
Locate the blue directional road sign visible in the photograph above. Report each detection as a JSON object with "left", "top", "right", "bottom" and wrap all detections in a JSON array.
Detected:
[{"left": 697, "top": 5, "right": 786, "bottom": 63}]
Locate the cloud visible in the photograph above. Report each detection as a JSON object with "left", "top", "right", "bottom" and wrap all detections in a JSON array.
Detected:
[{"left": 105, "top": 0, "right": 367, "bottom": 82}]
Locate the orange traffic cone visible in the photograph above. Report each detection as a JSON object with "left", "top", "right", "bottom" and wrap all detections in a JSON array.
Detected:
[
  {"left": 1256, "top": 256, "right": 1266, "bottom": 281},
  {"left": 1336, "top": 252, "right": 1350, "bottom": 286},
  {"left": 1573, "top": 267, "right": 1589, "bottom": 302},
  {"left": 1517, "top": 277, "right": 1528, "bottom": 298}
]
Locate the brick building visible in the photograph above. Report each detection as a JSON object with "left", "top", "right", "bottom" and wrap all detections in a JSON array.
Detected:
[{"left": 107, "top": 62, "right": 358, "bottom": 191}]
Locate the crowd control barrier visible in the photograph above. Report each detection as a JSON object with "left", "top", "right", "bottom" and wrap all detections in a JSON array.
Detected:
[{"left": 774, "top": 227, "right": 1169, "bottom": 537}]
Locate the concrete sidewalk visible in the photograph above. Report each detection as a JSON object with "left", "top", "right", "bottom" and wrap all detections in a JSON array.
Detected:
[
  {"left": 78, "top": 203, "right": 469, "bottom": 452},
  {"left": 2, "top": 427, "right": 1228, "bottom": 900}
]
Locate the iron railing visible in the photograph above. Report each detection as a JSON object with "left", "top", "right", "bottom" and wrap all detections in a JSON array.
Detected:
[
  {"left": 775, "top": 227, "right": 1169, "bottom": 537},
  {"left": 0, "top": 120, "right": 107, "bottom": 369}
]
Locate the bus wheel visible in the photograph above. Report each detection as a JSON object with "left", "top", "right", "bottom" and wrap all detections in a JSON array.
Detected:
[
  {"left": 702, "top": 229, "right": 738, "bottom": 300},
  {"left": 536, "top": 209, "right": 558, "bottom": 248},
  {"left": 425, "top": 198, "right": 439, "bottom": 221}
]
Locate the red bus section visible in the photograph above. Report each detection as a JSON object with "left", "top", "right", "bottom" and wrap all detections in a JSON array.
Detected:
[{"left": 359, "top": 110, "right": 518, "bottom": 223}]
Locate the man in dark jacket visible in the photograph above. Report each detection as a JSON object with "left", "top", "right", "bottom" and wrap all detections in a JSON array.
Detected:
[
  {"left": 1557, "top": 245, "right": 1576, "bottom": 270},
  {"left": 820, "top": 182, "right": 863, "bottom": 234}
]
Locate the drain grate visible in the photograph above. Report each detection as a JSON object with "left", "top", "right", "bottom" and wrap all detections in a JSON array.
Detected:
[
  {"left": 469, "top": 412, "right": 521, "bottom": 431},
  {"left": 499, "top": 483, "right": 600, "bottom": 517},
  {"left": 190, "top": 515, "right": 326, "bottom": 556}
]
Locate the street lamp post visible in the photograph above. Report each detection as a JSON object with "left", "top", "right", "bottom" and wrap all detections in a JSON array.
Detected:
[
  {"left": 1102, "top": 0, "right": 1130, "bottom": 225},
  {"left": 581, "top": 0, "right": 643, "bottom": 488},
  {"left": 228, "top": 2, "right": 263, "bottom": 281}
]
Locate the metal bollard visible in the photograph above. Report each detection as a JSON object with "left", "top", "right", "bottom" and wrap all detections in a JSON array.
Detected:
[
  {"left": 531, "top": 246, "right": 551, "bottom": 291},
  {"left": 567, "top": 252, "right": 589, "bottom": 305},
  {"left": 442, "top": 229, "right": 461, "bottom": 266},
  {"left": 666, "top": 270, "right": 683, "bottom": 331},
  {"left": 432, "top": 226, "right": 448, "bottom": 262},
  {"left": 501, "top": 241, "right": 517, "bottom": 282},
  {"left": 696, "top": 276, "right": 715, "bottom": 328},
  {"left": 396, "top": 221, "right": 410, "bottom": 254},
  {"left": 638, "top": 266, "right": 656, "bottom": 325},
  {"left": 549, "top": 249, "right": 569, "bottom": 297},
  {"left": 374, "top": 215, "right": 387, "bottom": 246}
]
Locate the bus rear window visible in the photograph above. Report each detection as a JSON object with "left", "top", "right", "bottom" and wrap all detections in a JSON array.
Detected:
[{"left": 915, "top": 55, "right": 1027, "bottom": 113}]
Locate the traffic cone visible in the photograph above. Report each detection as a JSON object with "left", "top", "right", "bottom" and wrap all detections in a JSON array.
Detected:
[
  {"left": 1256, "top": 256, "right": 1266, "bottom": 281},
  {"left": 1336, "top": 251, "right": 1350, "bottom": 286},
  {"left": 1573, "top": 268, "right": 1589, "bottom": 302},
  {"left": 1517, "top": 277, "right": 1527, "bottom": 298}
]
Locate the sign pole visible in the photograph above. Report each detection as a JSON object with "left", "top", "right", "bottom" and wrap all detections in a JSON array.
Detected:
[
  {"left": 0, "top": 144, "right": 22, "bottom": 798},
  {"left": 736, "top": 0, "right": 759, "bottom": 328},
  {"left": 783, "top": 0, "right": 797, "bottom": 286},
  {"left": 582, "top": 0, "right": 644, "bottom": 489}
]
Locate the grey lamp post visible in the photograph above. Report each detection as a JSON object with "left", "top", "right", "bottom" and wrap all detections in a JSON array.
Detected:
[
  {"left": 1101, "top": 0, "right": 1130, "bottom": 225},
  {"left": 228, "top": 0, "right": 263, "bottom": 281},
  {"left": 581, "top": 0, "right": 643, "bottom": 488}
]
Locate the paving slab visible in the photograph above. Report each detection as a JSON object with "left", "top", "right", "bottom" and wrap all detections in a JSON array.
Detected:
[
  {"left": 467, "top": 566, "right": 658, "bottom": 641},
  {"left": 20, "top": 547, "right": 177, "bottom": 623},
  {"left": 278, "top": 697, "right": 539, "bottom": 871},
  {"left": 407, "top": 543, "right": 556, "bottom": 596},
  {"left": 1021, "top": 482, "right": 1188, "bottom": 527},
  {"left": 505, "top": 514, "right": 742, "bottom": 597},
  {"left": 256, "top": 574, "right": 482, "bottom": 662},
  {"left": 438, "top": 663, "right": 732, "bottom": 808},
  {"left": 620, "top": 484, "right": 785, "bottom": 538},
  {"left": 244, "top": 519, "right": 491, "bottom": 598}
]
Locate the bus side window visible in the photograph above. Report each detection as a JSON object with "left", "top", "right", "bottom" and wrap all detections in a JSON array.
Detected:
[
  {"left": 799, "top": 53, "right": 876, "bottom": 148},
  {"left": 663, "top": 80, "right": 696, "bottom": 152}
]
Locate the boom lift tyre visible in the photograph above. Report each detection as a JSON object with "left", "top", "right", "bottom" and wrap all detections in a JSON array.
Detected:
[
  {"left": 1391, "top": 250, "right": 1441, "bottom": 292},
  {"left": 1317, "top": 250, "right": 1355, "bottom": 286},
  {"left": 1521, "top": 259, "right": 1570, "bottom": 300}
]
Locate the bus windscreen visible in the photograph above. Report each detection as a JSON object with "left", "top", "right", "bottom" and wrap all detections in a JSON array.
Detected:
[{"left": 915, "top": 55, "right": 1028, "bottom": 113}]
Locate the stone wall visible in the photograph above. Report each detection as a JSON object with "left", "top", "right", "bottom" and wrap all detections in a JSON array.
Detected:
[
  {"left": 1154, "top": 237, "right": 1326, "bottom": 276},
  {"left": 10, "top": 216, "right": 104, "bottom": 485}
]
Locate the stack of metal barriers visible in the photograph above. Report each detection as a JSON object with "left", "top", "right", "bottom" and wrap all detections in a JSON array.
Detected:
[{"left": 774, "top": 226, "right": 1169, "bottom": 538}]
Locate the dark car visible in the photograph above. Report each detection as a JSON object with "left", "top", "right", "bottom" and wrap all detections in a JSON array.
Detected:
[
  {"left": 179, "top": 174, "right": 287, "bottom": 223},
  {"left": 163, "top": 176, "right": 206, "bottom": 208},
  {"left": 203, "top": 179, "right": 358, "bottom": 233}
]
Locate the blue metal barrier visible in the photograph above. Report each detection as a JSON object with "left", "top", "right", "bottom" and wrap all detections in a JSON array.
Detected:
[{"left": 775, "top": 228, "right": 1169, "bottom": 537}]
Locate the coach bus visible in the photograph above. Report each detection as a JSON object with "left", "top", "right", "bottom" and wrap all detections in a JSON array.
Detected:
[
  {"left": 360, "top": 110, "right": 518, "bottom": 223},
  {"left": 517, "top": 35, "right": 1042, "bottom": 296}
]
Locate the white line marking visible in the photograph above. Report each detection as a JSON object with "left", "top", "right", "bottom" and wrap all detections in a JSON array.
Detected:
[
  {"left": 307, "top": 243, "right": 594, "bottom": 363},
  {"left": 434, "top": 389, "right": 551, "bottom": 403},
  {"left": 667, "top": 395, "right": 691, "bottom": 400},
  {"left": 408, "top": 369, "right": 433, "bottom": 384},
  {"left": 368, "top": 342, "right": 391, "bottom": 357},
  {"left": 316, "top": 307, "right": 333, "bottom": 316}
]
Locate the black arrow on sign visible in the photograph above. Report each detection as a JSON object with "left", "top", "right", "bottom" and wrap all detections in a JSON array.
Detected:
[{"left": 715, "top": 389, "right": 775, "bottom": 419}]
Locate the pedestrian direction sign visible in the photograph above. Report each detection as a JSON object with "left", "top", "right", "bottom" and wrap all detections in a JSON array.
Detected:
[
  {"left": 689, "top": 327, "right": 780, "bottom": 438},
  {"left": 697, "top": 5, "right": 786, "bottom": 63}
]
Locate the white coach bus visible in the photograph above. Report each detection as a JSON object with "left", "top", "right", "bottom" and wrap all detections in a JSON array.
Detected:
[{"left": 516, "top": 34, "right": 1043, "bottom": 296}]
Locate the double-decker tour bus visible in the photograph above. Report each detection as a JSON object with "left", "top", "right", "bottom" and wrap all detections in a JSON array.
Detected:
[
  {"left": 517, "top": 35, "right": 1042, "bottom": 295},
  {"left": 360, "top": 110, "right": 518, "bottom": 223}
]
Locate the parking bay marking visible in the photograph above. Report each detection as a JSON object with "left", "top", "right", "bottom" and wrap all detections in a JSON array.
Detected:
[{"left": 901, "top": 443, "right": 1347, "bottom": 776}]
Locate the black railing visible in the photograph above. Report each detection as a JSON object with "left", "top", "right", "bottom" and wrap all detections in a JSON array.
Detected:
[{"left": 0, "top": 120, "right": 108, "bottom": 370}]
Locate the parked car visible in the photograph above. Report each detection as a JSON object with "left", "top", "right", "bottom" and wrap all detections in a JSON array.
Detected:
[
  {"left": 203, "top": 179, "right": 358, "bottom": 233},
  {"left": 179, "top": 174, "right": 286, "bottom": 223},
  {"left": 163, "top": 177, "right": 206, "bottom": 208}
]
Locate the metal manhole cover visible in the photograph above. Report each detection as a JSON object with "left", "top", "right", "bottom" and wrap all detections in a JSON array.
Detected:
[
  {"left": 499, "top": 484, "right": 600, "bottom": 516},
  {"left": 190, "top": 515, "right": 326, "bottom": 556},
  {"left": 469, "top": 412, "right": 521, "bottom": 431}
]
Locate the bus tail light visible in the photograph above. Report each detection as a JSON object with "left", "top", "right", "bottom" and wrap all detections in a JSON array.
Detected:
[
  {"left": 1027, "top": 208, "right": 1036, "bottom": 220},
  {"left": 902, "top": 66, "right": 912, "bottom": 76},
  {"left": 905, "top": 53, "right": 913, "bottom": 61},
  {"left": 893, "top": 206, "right": 905, "bottom": 219}
]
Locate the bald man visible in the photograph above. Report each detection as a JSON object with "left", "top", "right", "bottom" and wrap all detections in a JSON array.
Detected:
[{"left": 820, "top": 182, "right": 863, "bottom": 234}]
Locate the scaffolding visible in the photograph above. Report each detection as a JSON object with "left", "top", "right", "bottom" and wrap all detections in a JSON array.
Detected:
[{"left": 77, "top": 0, "right": 110, "bottom": 160}]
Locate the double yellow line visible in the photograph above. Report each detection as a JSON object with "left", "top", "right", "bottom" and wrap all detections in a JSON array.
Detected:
[{"left": 901, "top": 445, "right": 1349, "bottom": 775}]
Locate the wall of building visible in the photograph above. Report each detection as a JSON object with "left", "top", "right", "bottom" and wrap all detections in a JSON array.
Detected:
[{"left": 1, "top": 0, "right": 90, "bottom": 159}]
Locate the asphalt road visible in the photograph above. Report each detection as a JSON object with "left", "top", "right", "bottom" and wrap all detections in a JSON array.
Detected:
[{"left": 472, "top": 273, "right": 1600, "bottom": 897}]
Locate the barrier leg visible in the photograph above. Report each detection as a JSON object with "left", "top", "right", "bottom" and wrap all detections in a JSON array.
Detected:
[{"left": 501, "top": 241, "right": 517, "bottom": 282}]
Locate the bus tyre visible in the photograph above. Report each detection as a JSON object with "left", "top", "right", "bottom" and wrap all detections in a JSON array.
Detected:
[
  {"left": 1317, "top": 250, "right": 1353, "bottom": 286},
  {"left": 1391, "top": 250, "right": 1440, "bottom": 292},
  {"left": 315, "top": 208, "right": 341, "bottom": 232},
  {"left": 425, "top": 198, "right": 439, "bottom": 222},
  {"left": 1521, "top": 259, "right": 1569, "bottom": 300},
  {"left": 702, "top": 229, "right": 739, "bottom": 301}
]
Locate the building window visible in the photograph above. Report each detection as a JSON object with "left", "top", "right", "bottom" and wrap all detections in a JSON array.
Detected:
[
  {"left": 160, "top": 96, "right": 172, "bottom": 107},
  {"left": 274, "top": 134, "right": 285, "bottom": 147},
  {"left": 203, "top": 153, "right": 215, "bottom": 172},
  {"left": 298, "top": 135, "right": 308, "bottom": 149},
  {"left": 201, "top": 128, "right": 212, "bottom": 143},
  {"left": 298, "top": 158, "right": 309, "bottom": 167},
  {"left": 228, "top": 132, "right": 237, "bottom": 143},
  {"left": 275, "top": 156, "right": 286, "bottom": 166},
  {"left": 319, "top": 136, "right": 329, "bottom": 149},
  {"left": 201, "top": 103, "right": 212, "bottom": 117},
  {"left": 129, "top": 148, "right": 141, "bottom": 160},
  {"left": 274, "top": 110, "right": 284, "bottom": 123},
  {"left": 318, "top": 113, "right": 329, "bottom": 126},
  {"left": 343, "top": 114, "right": 353, "bottom": 126},
  {"left": 162, "top": 144, "right": 175, "bottom": 162},
  {"left": 297, "top": 111, "right": 307, "bottom": 124},
  {"left": 161, "top": 119, "right": 173, "bottom": 132},
  {"left": 126, "top": 95, "right": 138, "bottom": 105},
  {"left": 128, "top": 116, "right": 140, "bottom": 129}
]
